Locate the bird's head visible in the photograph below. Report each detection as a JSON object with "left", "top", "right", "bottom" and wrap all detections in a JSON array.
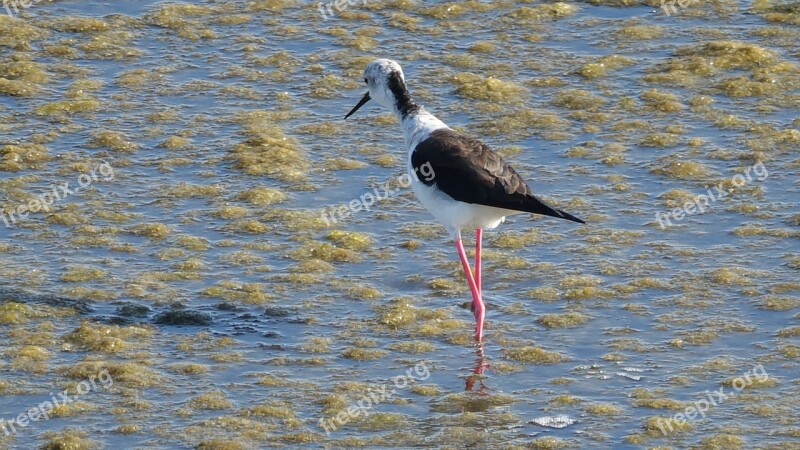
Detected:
[{"left": 345, "top": 59, "right": 408, "bottom": 119}]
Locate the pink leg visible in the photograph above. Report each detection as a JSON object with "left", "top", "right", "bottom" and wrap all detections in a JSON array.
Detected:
[
  {"left": 475, "top": 228, "right": 483, "bottom": 296},
  {"left": 455, "top": 235, "right": 485, "bottom": 341}
]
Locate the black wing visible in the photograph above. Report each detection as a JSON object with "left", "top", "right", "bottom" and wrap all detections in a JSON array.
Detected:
[{"left": 411, "top": 129, "right": 584, "bottom": 224}]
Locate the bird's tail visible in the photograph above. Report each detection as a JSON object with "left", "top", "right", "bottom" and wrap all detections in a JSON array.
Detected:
[{"left": 522, "top": 196, "right": 585, "bottom": 224}]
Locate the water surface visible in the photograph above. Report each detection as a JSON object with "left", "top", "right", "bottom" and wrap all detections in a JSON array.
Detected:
[{"left": 0, "top": 0, "right": 798, "bottom": 448}]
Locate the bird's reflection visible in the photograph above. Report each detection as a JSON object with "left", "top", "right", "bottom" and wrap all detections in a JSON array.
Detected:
[{"left": 464, "top": 341, "right": 491, "bottom": 395}]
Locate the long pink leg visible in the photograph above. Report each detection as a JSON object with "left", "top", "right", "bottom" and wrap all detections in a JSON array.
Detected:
[
  {"left": 475, "top": 228, "right": 483, "bottom": 296},
  {"left": 455, "top": 235, "right": 485, "bottom": 341}
]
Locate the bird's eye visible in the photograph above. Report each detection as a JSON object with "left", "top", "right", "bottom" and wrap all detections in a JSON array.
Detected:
[{"left": 364, "top": 78, "right": 368, "bottom": 84}]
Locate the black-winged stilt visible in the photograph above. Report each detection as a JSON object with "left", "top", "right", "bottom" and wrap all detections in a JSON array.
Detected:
[{"left": 345, "top": 59, "right": 585, "bottom": 342}]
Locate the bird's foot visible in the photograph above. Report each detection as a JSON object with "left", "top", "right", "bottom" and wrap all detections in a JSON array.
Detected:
[{"left": 474, "top": 315, "right": 485, "bottom": 342}]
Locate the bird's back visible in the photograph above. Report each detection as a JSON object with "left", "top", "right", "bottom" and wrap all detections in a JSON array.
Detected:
[{"left": 410, "top": 129, "right": 584, "bottom": 224}]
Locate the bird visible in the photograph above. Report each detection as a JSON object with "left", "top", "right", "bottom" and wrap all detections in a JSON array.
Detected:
[{"left": 344, "top": 59, "right": 584, "bottom": 342}]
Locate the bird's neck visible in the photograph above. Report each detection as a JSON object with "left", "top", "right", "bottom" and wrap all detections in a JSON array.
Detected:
[
  {"left": 387, "top": 81, "right": 449, "bottom": 151},
  {"left": 391, "top": 87, "right": 419, "bottom": 121},
  {"left": 401, "top": 106, "right": 449, "bottom": 153}
]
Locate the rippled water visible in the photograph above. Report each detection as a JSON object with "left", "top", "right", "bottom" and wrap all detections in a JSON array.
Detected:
[{"left": 0, "top": 0, "right": 798, "bottom": 448}]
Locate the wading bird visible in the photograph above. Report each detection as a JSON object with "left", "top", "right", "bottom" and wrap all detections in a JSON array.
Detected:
[{"left": 345, "top": 59, "right": 584, "bottom": 341}]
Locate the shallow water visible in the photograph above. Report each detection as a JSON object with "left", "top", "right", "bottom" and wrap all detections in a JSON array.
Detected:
[{"left": 0, "top": 0, "right": 798, "bottom": 448}]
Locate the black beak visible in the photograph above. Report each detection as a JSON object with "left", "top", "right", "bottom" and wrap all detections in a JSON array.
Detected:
[{"left": 344, "top": 92, "right": 371, "bottom": 119}]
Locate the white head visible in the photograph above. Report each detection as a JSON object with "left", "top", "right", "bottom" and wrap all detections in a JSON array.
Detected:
[{"left": 345, "top": 59, "right": 416, "bottom": 119}]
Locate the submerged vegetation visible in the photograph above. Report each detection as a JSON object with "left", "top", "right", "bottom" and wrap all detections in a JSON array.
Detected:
[{"left": 0, "top": 0, "right": 796, "bottom": 448}]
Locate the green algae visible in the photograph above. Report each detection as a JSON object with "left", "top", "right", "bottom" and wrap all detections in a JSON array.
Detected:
[
  {"left": 61, "top": 361, "right": 162, "bottom": 388},
  {"left": 377, "top": 299, "right": 418, "bottom": 328},
  {"left": 718, "top": 77, "right": 780, "bottom": 97},
  {"left": 243, "top": 401, "right": 297, "bottom": 420},
  {"left": 289, "top": 242, "right": 362, "bottom": 263},
  {"left": 65, "top": 321, "right": 153, "bottom": 353},
  {"left": 507, "top": 3, "right": 578, "bottom": 22},
  {"left": 450, "top": 73, "right": 527, "bottom": 103},
  {"left": 468, "top": 41, "right": 496, "bottom": 53},
  {"left": 651, "top": 160, "right": 712, "bottom": 180},
  {"left": 35, "top": 98, "right": 101, "bottom": 116},
  {"left": 298, "top": 337, "right": 331, "bottom": 353},
  {"left": 677, "top": 41, "right": 776, "bottom": 71},
  {"left": 262, "top": 209, "right": 326, "bottom": 231},
  {"left": 41, "top": 429, "right": 100, "bottom": 450},
  {"left": 176, "top": 235, "right": 211, "bottom": 251},
  {"left": 291, "top": 259, "right": 334, "bottom": 273},
  {"left": 202, "top": 282, "right": 273, "bottom": 305},
  {"left": 427, "top": 278, "right": 463, "bottom": 292},
  {"left": 584, "top": 403, "right": 623, "bottom": 417},
  {"left": 311, "top": 74, "right": 358, "bottom": 99},
  {"left": 61, "top": 287, "right": 117, "bottom": 302},
  {"left": 778, "top": 345, "right": 800, "bottom": 359},
  {"left": 491, "top": 229, "right": 561, "bottom": 249},
  {"left": 51, "top": 17, "right": 110, "bottom": 33},
  {"left": 0, "top": 16, "right": 50, "bottom": 50},
  {"left": 528, "top": 437, "right": 568, "bottom": 449},
  {"left": 0, "top": 2, "right": 794, "bottom": 448},
  {"left": 341, "top": 348, "right": 388, "bottom": 361},
  {"left": 326, "top": 230, "right": 373, "bottom": 251},
  {"left": 7, "top": 344, "right": 51, "bottom": 372},
  {"left": 158, "top": 136, "right": 193, "bottom": 150},
  {"left": 145, "top": 3, "right": 218, "bottom": 41},
  {"left": 641, "top": 89, "right": 683, "bottom": 113},
  {"left": 214, "top": 206, "right": 249, "bottom": 220},
  {"left": 51, "top": 401, "right": 98, "bottom": 418},
  {"left": 0, "top": 143, "right": 49, "bottom": 171},
  {"left": 537, "top": 311, "right": 590, "bottom": 328},
  {"left": 129, "top": 223, "right": 171, "bottom": 239},
  {"left": 191, "top": 434, "right": 260, "bottom": 449},
  {"left": 410, "top": 384, "right": 441, "bottom": 396},
  {"left": 60, "top": 266, "right": 106, "bottom": 282},
  {"left": 755, "top": 1, "right": 800, "bottom": 25},
  {"left": 552, "top": 89, "right": 605, "bottom": 110},
  {"left": 0, "top": 58, "right": 48, "bottom": 97},
  {"left": 643, "top": 415, "right": 692, "bottom": 437},
  {"left": 577, "top": 55, "right": 635, "bottom": 78},
  {"left": 431, "top": 391, "right": 516, "bottom": 414},
  {"left": 325, "top": 157, "right": 368, "bottom": 170},
  {"left": 0, "top": 302, "right": 41, "bottom": 324},
  {"left": 346, "top": 284, "right": 383, "bottom": 300},
  {"left": 631, "top": 388, "right": 686, "bottom": 410},
  {"left": 616, "top": 24, "right": 664, "bottom": 40},
  {"left": 227, "top": 219, "right": 270, "bottom": 234},
  {"left": 188, "top": 391, "right": 233, "bottom": 410},
  {"left": 760, "top": 296, "right": 800, "bottom": 311},
  {"left": 526, "top": 286, "right": 560, "bottom": 302},
  {"left": 502, "top": 346, "right": 566, "bottom": 364},
  {"left": 231, "top": 111, "right": 309, "bottom": 182},
  {"left": 549, "top": 394, "right": 581, "bottom": 406},
  {"left": 168, "top": 363, "right": 210, "bottom": 375},
  {"left": 695, "top": 434, "right": 745, "bottom": 450},
  {"left": 721, "top": 376, "right": 778, "bottom": 389},
  {"left": 478, "top": 109, "right": 570, "bottom": 142}
]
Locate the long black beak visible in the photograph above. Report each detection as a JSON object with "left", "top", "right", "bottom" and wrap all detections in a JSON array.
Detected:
[{"left": 344, "top": 92, "right": 371, "bottom": 119}]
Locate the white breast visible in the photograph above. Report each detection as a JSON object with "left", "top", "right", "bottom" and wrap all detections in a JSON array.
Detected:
[
  {"left": 401, "top": 108, "right": 519, "bottom": 238},
  {"left": 402, "top": 108, "right": 448, "bottom": 152},
  {"left": 409, "top": 179, "right": 512, "bottom": 238}
]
